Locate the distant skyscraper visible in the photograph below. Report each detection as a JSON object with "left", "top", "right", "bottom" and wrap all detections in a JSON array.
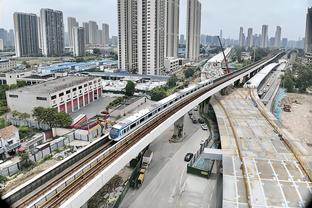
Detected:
[
  {"left": 88, "top": 21, "right": 98, "bottom": 44},
  {"left": 253, "top": 34, "right": 261, "bottom": 48},
  {"left": 219, "top": 29, "right": 223, "bottom": 39},
  {"left": 40, "top": 8, "right": 64, "bottom": 56},
  {"left": 67, "top": 17, "right": 78, "bottom": 48},
  {"left": 111, "top": 36, "right": 118, "bottom": 46},
  {"left": 72, "top": 27, "right": 85, "bottom": 56},
  {"left": 179, "top": 34, "right": 185, "bottom": 44},
  {"left": 274, "top": 26, "right": 282, "bottom": 48},
  {"left": 118, "top": 0, "right": 166, "bottom": 75},
  {"left": 269, "top": 37, "right": 275, "bottom": 48},
  {"left": 165, "top": 0, "right": 179, "bottom": 58},
  {"left": 246, "top": 28, "right": 253, "bottom": 48},
  {"left": 239, "top": 27, "right": 244, "bottom": 47},
  {"left": 186, "top": 0, "right": 201, "bottom": 60},
  {"left": 97, "top": 29, "right": 104, "bottom": 45},
  {"left": 0, "top": 39, "right": 4, "bottom": 51},
  {"left": 260, "top": 25, "right": 268, "bottom": 48},
  {"left": 305, "top": 7, "right": 312, "bottom": 53},
  {"left": 8, "top": 29, "right": 15, "bottom": 47},
  {"left": 82, "top": 22, "right": 89, "bottom": 45},
  {"left": 102, "top": 24, "right": 109, "bottom": 46},
  {"left": 37, "top": 17, "right": 42, "bottom": 49},
  {"left": 13, "top": 12, "right": 40, "bottom": 57},
  {"left": 282, "top": 38, "right": 288, "bottom": 48}
]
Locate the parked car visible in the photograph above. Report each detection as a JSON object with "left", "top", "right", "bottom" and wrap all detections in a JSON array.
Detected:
[
  {"left": 201, "top": 124, "right": 208, "bottom": 131},
  {"left": 188, "top": 111, "right": 193, "bottom": 116},
  {"left": 184, "top": 153, "right": 194, "bottom": 162},
  {"left": 193, "top": 106, "right": 198, "bottom": 111},
  {"left": 191, "top": 116, "right": 198, "bottom": 124},
  {"left": 198, "top": 118, "right": 205, "bottom": 124}
]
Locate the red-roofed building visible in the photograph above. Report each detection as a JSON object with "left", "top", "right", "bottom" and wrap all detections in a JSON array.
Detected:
[{"left": 0, "top": 125, "right": 20, "bottom": 160}]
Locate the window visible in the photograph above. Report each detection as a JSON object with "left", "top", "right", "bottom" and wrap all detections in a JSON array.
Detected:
[
  {"left": 78, "top": 86, "right": 82, "bottom": 89},
  {"left": 51, "top": 95, "right": 57, "bottom": 100},
  {"left": 36, "top": 97, "right": 47, "bottom": 101},
  {"left": 9, "top": 94, "right": 18, "bottom": 98},
  {"left": 7, "top": 140, "right": 13, "bottom": 145},
  {"left": 59, "top": 92, "right": 64, "bottom": 97},
  {"left": 66, "top": 90, "right": 71, "bottom": 94},
  {"left": 73, "top": 88, "right": 77, "bottom": 92},
  {"left": 84, "top": 84, "right": 87, "bottom": 87}
]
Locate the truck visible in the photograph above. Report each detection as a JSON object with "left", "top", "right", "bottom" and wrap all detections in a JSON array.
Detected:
[
  {"left": 142, "top": 149, "right": 153, "bottom": 169},
  {"left": 137, "top": 168, "right": 146, "bottom": 188}
]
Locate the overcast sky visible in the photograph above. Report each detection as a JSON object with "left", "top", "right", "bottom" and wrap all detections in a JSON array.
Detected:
[{"left": 0, "top": 0, "right": 310, "bottom": 40}]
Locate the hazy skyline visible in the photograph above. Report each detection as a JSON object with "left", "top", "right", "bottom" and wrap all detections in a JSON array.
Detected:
[{"left": 0, "top": 0, "right": 309, "bottom": 40}]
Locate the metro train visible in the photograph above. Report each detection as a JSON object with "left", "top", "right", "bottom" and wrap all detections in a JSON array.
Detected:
[{"left": 109, "top": 79, "right": 213, "bottom": 142}]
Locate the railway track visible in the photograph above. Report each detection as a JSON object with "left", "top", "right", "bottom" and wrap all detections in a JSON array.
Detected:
[
  {"left": 13, "top": 138, "right": 113, "bottom": 208},
  {"left": 35, "top": 53, "right": 282, "bottom": 208}
]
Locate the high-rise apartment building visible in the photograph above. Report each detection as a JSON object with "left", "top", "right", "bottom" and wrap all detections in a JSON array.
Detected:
[
  {"left": 40, "top": 8, "right": 64, "bottom": 56},
  {"left": 118, "top": 0, "right": 166, "bottom": 75},
  {"left": 305, "top": 7, "right": 312, "bottom": 54},
  {"left": 102, "top": 24, "right": 109, "bottom": 46},
  {"left": 186, "top": 0, "right": 201, "bottom": 61},
  {"left": 282, "top": 38, "right": 288, "bottom": 48},
  {"left": 72, "top": 27, "right": 85, "bottom": 57},
  {"left": 13, "top": 12, "right": 40, "bottom": 57},
  {"left": 88, "top": 21, "right": 98, "bottom": 45},
  {"left": 37, "top": 17, "right": 42, "bottom": 49},
  {"left": 67, "top": 17, "right": 78, "bottom": 48},
  {"left": 239, "top": 27, "right": 244, "bottom": 47},
  {"left": 247, "top": 28, "right": 253, "bottom": 48},
  {"left": 274, "top": 26, "right": 282, "bottom": 48},
  {"left": 260, "top": 25, "right": 268, "bottom": 48},
  {"left": 165, "top": 0, "right": 179, "bottom": 58},
  {"left": 82, "top": 22, "right": 90, "bottom": 45},
  {"left": 179, "top": 34, "right": 185, "bottom": 44}
]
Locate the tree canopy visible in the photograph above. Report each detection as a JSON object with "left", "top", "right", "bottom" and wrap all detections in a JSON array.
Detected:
[
  {"left": 167, "top": 75, "right": 178, "bottom": 88},
  {"left": 33, "top": 107, "right": 72, "bottom": 129},
  {"left": 125, "top": 81, "right": 135, "bottom": 96},
  {"left": 149, "top": 87, "right": 167, "bottom": 101}
]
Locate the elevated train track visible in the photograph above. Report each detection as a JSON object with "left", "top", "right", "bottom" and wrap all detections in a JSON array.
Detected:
[{"left": 4, "top": 51, "right": 284, "bottom": 208}]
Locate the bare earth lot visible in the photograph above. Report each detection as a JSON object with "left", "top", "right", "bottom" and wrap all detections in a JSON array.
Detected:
[{"left": 281, "top": 93, "right": 312, "bottom": 144}]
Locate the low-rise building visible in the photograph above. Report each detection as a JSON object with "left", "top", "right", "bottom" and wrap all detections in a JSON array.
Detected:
[
  {"left": 0, "top": 125, "right": 20, "bottom": 160},
  {"left": 0, "top": 59, "right": 17, "bottom": 72},
  {"left": 164, "top": 57, "right": 182, "bottom": 73},
  {"left": 6, "top": 76, "right": 102, "bottom": 114}
]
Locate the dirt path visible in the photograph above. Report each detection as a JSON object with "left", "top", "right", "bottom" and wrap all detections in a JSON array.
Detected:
[{"left": 281, "top": 93, "right": 312, "bottom": 145}]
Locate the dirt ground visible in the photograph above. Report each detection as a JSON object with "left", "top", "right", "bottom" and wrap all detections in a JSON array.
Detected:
[
  {"left": 280, "top": 93, "right": 312, "bottom": 144},
  {"left": 4, "top": 159, "right": 58, "bottom": 194}
]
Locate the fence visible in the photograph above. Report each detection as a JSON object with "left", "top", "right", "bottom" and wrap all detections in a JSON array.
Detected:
[
  {"left": 0, "top": 136, "right": 74, "bottom": 177},
  {"left": 9, "top": 118, "right": 50, "bottom": 130}
]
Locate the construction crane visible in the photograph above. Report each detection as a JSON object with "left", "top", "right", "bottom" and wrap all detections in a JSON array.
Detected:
[{"left": 217, "top": 36, "right": 230, "bottom": 74}]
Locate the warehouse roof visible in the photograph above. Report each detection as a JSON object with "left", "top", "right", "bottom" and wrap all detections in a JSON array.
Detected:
[{"left": 8, "top": 76, "right": 98, "bottom": 95}]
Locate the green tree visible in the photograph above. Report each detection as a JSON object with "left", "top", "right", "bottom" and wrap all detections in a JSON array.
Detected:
[
  {"left": 167, "top": 75, "right": 178, "bottom": 88},
  {"left": 149, "top": 87, "right": 167, "bottom": 101},
  {"left": 17, "top": 80, "right": 27, "bottom": 88},
  {"left": 93, "top": 48, "right": 101, "bottom": 55},
  {"left": 184, "top": 67, "right": 195, "bottom": 79},
  {"left": 283, "top": 76, "right": 295, "bottom": 92},
  {"left": 19, "top": 126, "right": 31, "bottom": 139},
  {"left": 33, "top": 107, "right": 72, "bottom": 129},
  {"left": 125, "top": 81, "right": 135, "bottom": 96},
  {"left": 0, "top": 118, "right": 6, "bottom": 128}
]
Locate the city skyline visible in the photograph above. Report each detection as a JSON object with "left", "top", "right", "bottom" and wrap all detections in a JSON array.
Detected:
[{"left": 0, "top": 0, "right": 309, "bottom": 40}]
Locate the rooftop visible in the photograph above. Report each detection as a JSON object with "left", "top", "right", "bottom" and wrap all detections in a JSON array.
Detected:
[
  {"left": 0, "top": 125, "right": 18, "bottom": 140},
  {"left": 8, "top": 76, "right": 97, "bottom": 95}
]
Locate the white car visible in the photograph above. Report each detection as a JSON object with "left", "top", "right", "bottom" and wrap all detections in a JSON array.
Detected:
[{"left": 201, "top": 124, "right": 208, "bottom": 131}]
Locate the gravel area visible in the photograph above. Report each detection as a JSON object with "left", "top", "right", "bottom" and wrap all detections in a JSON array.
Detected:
[{"left": 281, "top": 93, "right": 312, "bottom": 144}]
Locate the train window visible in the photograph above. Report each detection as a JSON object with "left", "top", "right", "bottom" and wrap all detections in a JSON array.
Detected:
[
  {"left": 130, "top": 123, "right": 136, "bottom": 129},
  {"left": 148, "top": 113, "right": 152, "bottom": 118},
  {"left": 140, "top": 117, "right": 145, "bottom": 123},
  {"left": 170, "top": 101, "right": 173, "bottom": 104},
  {"left": 164, "top": 104, "right": 167, "bottom": 108},
  {"left": 175, "top": 98, "right": 178, "bottom": 101}
]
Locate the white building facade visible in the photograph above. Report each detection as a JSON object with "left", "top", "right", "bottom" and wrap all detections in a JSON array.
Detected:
[
  {"left": 73, "top": 27, "right": 85, "bottom": 57},
  {"left": 6, "top": 76, "right": 102, "bottom": 114},
  {"left": 118, "top": 0, "right": 167, "bottom": 75},
  {"left": 186, "top": 0, "right": 201, "bottom": 61}
]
